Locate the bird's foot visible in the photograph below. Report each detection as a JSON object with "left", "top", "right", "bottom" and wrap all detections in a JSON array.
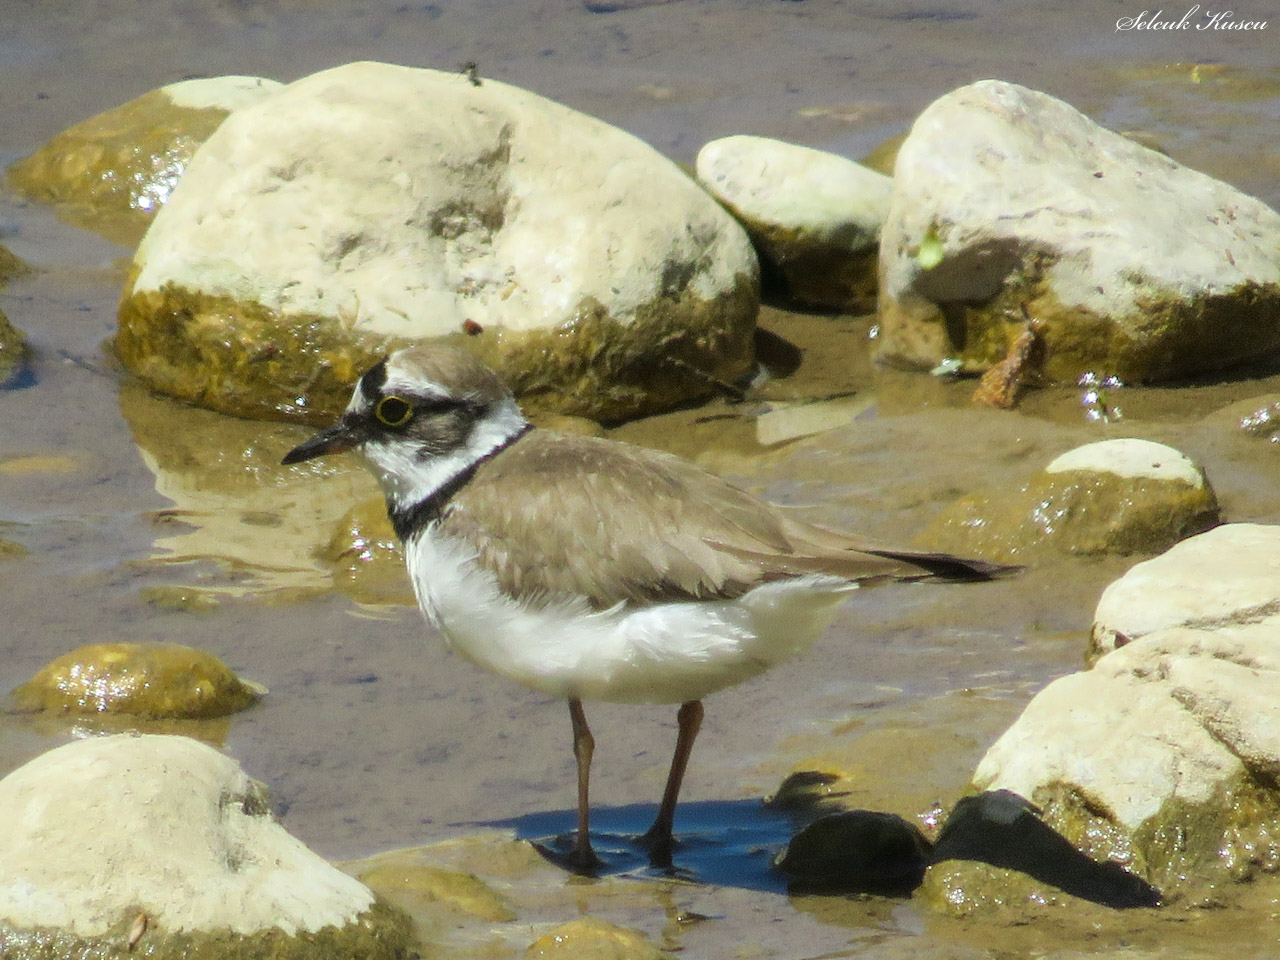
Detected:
[
  {"left": 635, "top": 824, "right": 676, "bottom": 869},
  {"left": 532, "top": 836, "right": 603, "bottom": 876},
  {"left": 567, "top": 843, "right": 603, "bottom": 875}
]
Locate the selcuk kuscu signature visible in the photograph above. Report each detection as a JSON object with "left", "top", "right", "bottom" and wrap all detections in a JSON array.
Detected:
[{"left": 1117, "top": 5, "right": 1268, "bottom": 29}]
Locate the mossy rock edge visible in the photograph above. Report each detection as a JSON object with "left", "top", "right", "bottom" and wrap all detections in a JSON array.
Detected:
[
  {"left": 117, "top": 273, "right": 758, "bottom": 425},
  {"left": 0, "top": 899, "right": 415, "bottom": 960}
]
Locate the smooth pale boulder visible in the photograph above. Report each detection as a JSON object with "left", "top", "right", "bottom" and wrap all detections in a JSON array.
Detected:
[
  {"left": 696, "top": 134, "right": 891, "bottom": 311},
  {"left": 117, "top": 61, "right": 759, "bottom": 425},
  {"left": 7, "top": 76, "right": 281, "bottom": 246},
  {"left": 1092, "top": 523, "right": 1280, "bottom": 655},
  {"left": 0, "top": 734, "right": 411, "bottom": 958},
  {"left": 919, "top": 438, "right": 1219, "bottom": 562},
  {"left": 876, "top": 80, "right": 1280, "bottom": 383},
  {"left": 968, "top": 618, "right": 1280, "bottom": 900}
]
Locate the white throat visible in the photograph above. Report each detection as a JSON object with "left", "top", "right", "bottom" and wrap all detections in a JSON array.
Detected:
[{"left": 362, "top": 396, "right": 528, "bottom": 515}]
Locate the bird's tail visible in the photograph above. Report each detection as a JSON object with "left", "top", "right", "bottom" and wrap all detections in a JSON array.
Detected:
[{"left": 861, "top": 547, "right": 1018, "bottom": 583}]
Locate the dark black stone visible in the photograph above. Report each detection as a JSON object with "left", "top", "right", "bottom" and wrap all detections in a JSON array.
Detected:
[{"left": 774, "top": 810, "right": 932, "bottom": 893}]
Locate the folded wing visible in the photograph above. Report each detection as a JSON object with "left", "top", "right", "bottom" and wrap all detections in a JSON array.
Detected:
[{"left": 440, "top": 430, "right": 1008, "bottom": 609}]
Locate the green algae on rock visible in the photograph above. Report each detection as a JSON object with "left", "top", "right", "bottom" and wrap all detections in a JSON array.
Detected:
[
  {"left": 139, "top": 584, "right": 223, "bottom": 613},
  {"left": 0, "top": 243, "right": 30, "bottom": 285},
  {"left": 917, "top": 858, "right": 1125, "bottom": 918},
  {"left": 7, "top": 76, "right": 282, "bottom": 247},
  {"left": 969, "top": 618, "right": 1280, "bottom": 903},
  {"left": 116, "top": 61, "right": 758, "bottom": 425},
  {"left": 357, "top": 862, "right": 516, "bottom": 924},
  {"left": 0, "top": 309, "right": 30, "bottom": 388},
  {"left": 0, "top": 899, "right": 413, "bottom": 960},
  {"left": 919, "top": 438, "right": 1219, "bottom": 563},
  {"left": 524, "top": 917, "right": 671, "bottom": 960},
  {"left": 0, "top": 735, "right": 414, "bottom": 960},
  {"left": 11, "top": 641, "right": 260, "bottom": 719},
  {"left": 876, "top": 80, "right": 1280, "bottom": 383},
  {"left": 859, "top": 131, "right": 907, "bottom": 176}
]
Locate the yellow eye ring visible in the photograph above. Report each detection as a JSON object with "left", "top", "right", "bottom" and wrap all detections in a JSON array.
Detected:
[{"left": 375, "top": 395, "right": 414, "bottom": 427}]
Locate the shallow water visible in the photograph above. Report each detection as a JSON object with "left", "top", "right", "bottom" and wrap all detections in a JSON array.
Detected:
[{"left": 3, "top": 1, "right": 1280, "bottom": 957}]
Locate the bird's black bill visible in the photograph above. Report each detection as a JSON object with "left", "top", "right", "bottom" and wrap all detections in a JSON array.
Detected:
[{"left": 281, "top": 422, "right": 359, "bottom": 465}]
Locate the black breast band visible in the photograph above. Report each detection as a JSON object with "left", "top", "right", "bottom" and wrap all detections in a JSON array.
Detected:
[{"left": 389, "top": 423, "right": 533, "bottom": 542}]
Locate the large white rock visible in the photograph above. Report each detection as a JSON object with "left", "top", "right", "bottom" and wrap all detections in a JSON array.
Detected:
[
  {"left": 1092, "top": 523, "right": 1280, "bottom": 653},
  {"left": 973, "top": 618, "right": 1280, "bottom": 892},
  {"left": 696, "top": 134, "right": 891, "bottom": 310},
  {"left": 0, "top": 735, "right": 402, "bottom": 952},
  {"left": 876, "top": 80, "right": 1280, "bottom": 383},
  {"left": 117, "top": 61, "right": 759, "bottom": 424}
]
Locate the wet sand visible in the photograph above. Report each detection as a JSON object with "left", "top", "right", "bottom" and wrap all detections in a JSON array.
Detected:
[{"left": 3, "top": 1, "right": 1280, "bottom": 957}]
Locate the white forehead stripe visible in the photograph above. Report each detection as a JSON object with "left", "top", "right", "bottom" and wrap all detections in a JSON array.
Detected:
[{"left": 383, "top": 374, "right": 450, "bottom": 400}]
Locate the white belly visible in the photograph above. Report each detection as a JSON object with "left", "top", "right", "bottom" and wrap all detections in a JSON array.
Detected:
[{"left": 405, "top": 527, "right": 856, "bottom": 705}]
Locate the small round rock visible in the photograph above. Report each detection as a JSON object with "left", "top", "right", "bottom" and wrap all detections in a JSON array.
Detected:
[
  {"left": 696, "top": 134, "right": 891, "bottom": 311},
  {"left": 7, "top": 76, "right": 282, "bottom": 245},
  {"left": 524, "top": 917, "right": 670, "bottom": 959},
  {"left": 920, "top": 438, "right": 1219, "bottom": 562},
  {"left": 11, "top": 641, "right": 262, "bottom": 719}
]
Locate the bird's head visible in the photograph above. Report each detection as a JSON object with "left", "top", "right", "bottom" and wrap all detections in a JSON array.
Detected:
[{"left": 282, "top": 346, "right": 528, "bottom": 512}]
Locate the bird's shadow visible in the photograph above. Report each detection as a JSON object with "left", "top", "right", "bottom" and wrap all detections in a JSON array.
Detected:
[
  {"left": 481, "top": 799, "right": 798, "bottom": 892},
  {"left": 476, "top": 791, "right": 1162, "bottom": 909}
]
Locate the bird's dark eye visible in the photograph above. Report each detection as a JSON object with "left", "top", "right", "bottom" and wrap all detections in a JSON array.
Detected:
[{"left": 374, "top": 395, "right": 414, "bottom": 427}]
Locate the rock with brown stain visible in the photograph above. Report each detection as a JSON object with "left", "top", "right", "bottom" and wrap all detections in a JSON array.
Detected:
[{"left": 971, "top": 319, "right": 1045, "bottom": 409}]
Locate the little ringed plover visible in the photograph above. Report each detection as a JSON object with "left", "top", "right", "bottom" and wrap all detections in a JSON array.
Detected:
[{"left": 283, "top": 345, "right": 1007, "bottom": 870}]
